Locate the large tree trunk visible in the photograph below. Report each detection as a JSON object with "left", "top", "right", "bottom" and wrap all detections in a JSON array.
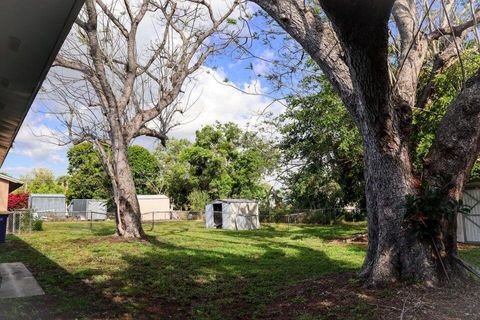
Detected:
[
  {"left": 319, "top": 0, "right": 465, "bottom": 285},
  {"left": 360, "top": 69, "right": 480, "bottom": 285},
  {"left": 359, "top": 139, "right": 452, "bottom": 285},
  {"left": 112, "top": 148, "right": 145, "bottom": 239},
  {"left": 110, "top": 127, "right": 145, "bottom": 239},
  {"left": 251, "top": 0, "right": 480, "bottom": 286}
]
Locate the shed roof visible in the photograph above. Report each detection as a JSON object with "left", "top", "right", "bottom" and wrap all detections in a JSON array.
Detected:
[
  {"left": 0, "top": 173, "right": 23, "bottom": 193},
  {"left": 0, "top": 0, "right": 84, "bottom": 166},
  {"left": 137, "top": 195, "right": 169, "bottom": 200},
  {"left": 214, "top": 199, "right": 258, "bottom": 204},
  {"left": 30, "top": 194, "right": 66, "bottom": 198}
]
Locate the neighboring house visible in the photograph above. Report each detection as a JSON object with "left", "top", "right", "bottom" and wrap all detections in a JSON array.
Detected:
[
  {"left": 0, "top": 174, "right": 23, "bottom": 212},
  {"left": 205, "top": 199, "right": 260, "bottom": 230}
]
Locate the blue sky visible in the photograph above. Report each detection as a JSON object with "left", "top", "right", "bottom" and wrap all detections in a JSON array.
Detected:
[{"left": 1, "top": 4, "right": 287, "bottom": 178}]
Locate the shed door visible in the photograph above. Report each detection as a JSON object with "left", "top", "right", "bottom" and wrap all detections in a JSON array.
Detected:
[{"left": 213, "top": 203, "right": 222, "bottom": 228}]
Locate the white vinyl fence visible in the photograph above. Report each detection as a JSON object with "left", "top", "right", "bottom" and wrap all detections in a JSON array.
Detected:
[{"left": 458, "top": 187, "right": 480, "bottom": 244}]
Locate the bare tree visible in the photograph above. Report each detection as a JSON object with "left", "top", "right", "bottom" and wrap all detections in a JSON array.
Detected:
[
  {"left": 249, "top": 0, "right": 480, "bottom": 285},
  {"left": 45, "top": 0, "right": 244, "bottom": 238}
]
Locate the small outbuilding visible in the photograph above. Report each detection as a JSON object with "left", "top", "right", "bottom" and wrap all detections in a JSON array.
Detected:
[
  {"left": 138, "top": 195, "right": 171, "bottom": 221},
  {"left": 28, "top": 194, "right": 67, "bottom": 219},
  {"left": 68, "top": 199, "right": 108, "bottom": 221},
  {"left": 205, "top": 199, "right": 260, "bottom": 230},
  {"left": 458, "top": 181, "right": 480, "bottom": 244}
]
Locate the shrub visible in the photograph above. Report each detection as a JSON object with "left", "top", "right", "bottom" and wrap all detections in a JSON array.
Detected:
[
  {"left": 8, "top": 193, "right": 29, "bottom": 211},
  {"left": 32, "top": 219, "right": 43, "bottom": 231},
  {"left": 187, "top": 190, "right": 210, "bottom": 211}
]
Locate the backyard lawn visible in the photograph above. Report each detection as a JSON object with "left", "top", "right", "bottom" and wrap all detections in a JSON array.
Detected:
[{"left": 0, "top": 221, "right": 479, "bottom": 319}]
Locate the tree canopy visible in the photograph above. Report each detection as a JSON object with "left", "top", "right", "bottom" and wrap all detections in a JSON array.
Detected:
[
  {"left": 278, "top": 74, "right": 364, "bottom": 209},
  {"left": 155, "top": 122, "right": 278, "bottom": 209},
  {"left": 66, "top": 143, "right": 161, "bottom": 203},
  {"left": 66, "top": 142, "right": 112, "bottom": 202},
  {"left": 278, "top": 50, "right": 480, "bottom": 210},
  {"left": 17, "top": 168, "right": 65, "bottom": 194}
]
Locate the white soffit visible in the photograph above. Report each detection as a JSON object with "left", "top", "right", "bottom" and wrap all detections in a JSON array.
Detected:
[{"left": 0, "top": 0, "right": 84, "bottom": 166}]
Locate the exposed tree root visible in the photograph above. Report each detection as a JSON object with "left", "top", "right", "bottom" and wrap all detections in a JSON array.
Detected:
[{"left": 453, "top": 254, "right": 480, "bottom": 279}]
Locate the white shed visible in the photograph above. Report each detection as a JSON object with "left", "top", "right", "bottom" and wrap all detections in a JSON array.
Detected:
[
  {"left": 205, "top": 199, "right": 260, "bottom": 230},
  {"left": 458, "top": 181, "right": 480, "bottom": 244},
  {"left": 68, "top": 199, "right": 108, "bottom": 221},
  {"left": 138, "top": 195, "right": 171, "bottom": 221},
  {"left": 28, "top": 194, "right": 67, "bottom": 219}
]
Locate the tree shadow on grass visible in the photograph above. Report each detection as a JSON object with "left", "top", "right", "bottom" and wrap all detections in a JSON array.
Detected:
[
  {"left": 0, "top": 224, "right": 367, "bottom": 320},
  {"left": 0, "top": 236, "right": 127, "bottom": 320},
  {"left": 109, "top": 233, "right": 365, "bottom": 319},
  {"left": 218, "top": 223, "right": 367, "bottom": 242}
]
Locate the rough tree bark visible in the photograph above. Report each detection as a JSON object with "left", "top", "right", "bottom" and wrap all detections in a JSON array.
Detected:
[{"left": 251, "top": 0, "right": 480, "bottom": 285}]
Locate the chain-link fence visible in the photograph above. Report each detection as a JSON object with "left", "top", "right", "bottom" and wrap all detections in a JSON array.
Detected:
[
  {"left": 142, "top": 211, "right": 204, "bottom": 230},
  {"left": 6, "top": 210, "right": 35, "bottom": 235},
  {"left": 5, "top": 208, "right": 365, "bottom": 235}
]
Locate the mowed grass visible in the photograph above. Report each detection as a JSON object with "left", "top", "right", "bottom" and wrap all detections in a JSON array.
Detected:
[{"left": 0, "top": 221, "right": 479, "bottom": 319}]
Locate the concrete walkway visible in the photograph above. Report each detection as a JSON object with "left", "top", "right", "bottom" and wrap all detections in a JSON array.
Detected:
[{"left": 0, "top": 263, "right": 44, "bottom": 299}]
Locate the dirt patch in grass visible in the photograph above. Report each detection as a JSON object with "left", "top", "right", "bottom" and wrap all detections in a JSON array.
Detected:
[
  {"left": 72, "top": 235, "right": 131, "bottom": 244},
  {"left": 260, "top": 272, "right": 480, "bottom": 320},
  {"left": 329, "top": 233, "right": 369, "bottom": 245}
]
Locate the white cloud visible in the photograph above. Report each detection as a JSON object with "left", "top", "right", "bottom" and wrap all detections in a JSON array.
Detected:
[
  {"left": 5, "top": 1, "right": 282, "bottom": 173},
  {"left": 167, "top": 66, "right": 284, "bottom": 141},
  {"left": 9, "top": 115, "right": 67, "bottom": 164},
  {"left": 0, "top": 166, "right": 35, "bottom": 176}
]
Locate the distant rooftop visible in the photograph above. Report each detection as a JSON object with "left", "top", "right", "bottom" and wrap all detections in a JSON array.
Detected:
[{"left": 0, "top": 173, "right": 23, "bottom": 193}]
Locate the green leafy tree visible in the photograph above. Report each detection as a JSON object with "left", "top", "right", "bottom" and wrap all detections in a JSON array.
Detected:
[
  {"left": 251, "top": 0, "right": 480, "bottom": 285},
  {"left": 67, "top": 143, "right": 161, "bottom": 203},
  {"left": 18, "top": 168, "right": 65, "bottom": 194},
  {"left": 128, "top": 145, "right": 161, "bottom": 195},
  {"left": 155, "top": 139, "right": 195, "bottom": 209},
  {"left": 188, "top": 123, "right": 277, "bottom": 202},
  {"left": 278, "top": 75, "right": 364, "bottom": 209},
  {"left": 66, "top": 142, "right": 112, "bottom": 202},
  {"left": 413, "top": 47, "right": 480, "bottom": 174},
  {"left": 187, "top": 190, "right": 210, "bottom": 211},
  {"left": 155, "top": 123, "right": 278, "bottom": 209}
]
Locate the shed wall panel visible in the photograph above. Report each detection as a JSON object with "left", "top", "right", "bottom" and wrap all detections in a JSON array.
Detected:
[
  {"left": 138, "top": 196, "right": 171, "bottom": 221},
  {"left": 206, "top": 200, "right": 260, "bottom": 230},
  {"left": 29, "top": 195, "right": 67, "bottom": 218},
  {"left": 460, "top": 189, "right": 480, "bottom": 243},
  {"left": 205, "top": 204, "right": 215, "bottom": 228},
  {"left": 69, "top": 199, "right": 107, "bottom": 220}
]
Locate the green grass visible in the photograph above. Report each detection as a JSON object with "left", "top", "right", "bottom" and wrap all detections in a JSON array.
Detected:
[
  {"left": 0, "top": 221, "right": 367, "bottom": 319},
  {"left": 0, "top": 221, "right": 478, "bottom": 319},
  {"left": 460, "top": 244, "right": 480, "bottom": 266}
]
